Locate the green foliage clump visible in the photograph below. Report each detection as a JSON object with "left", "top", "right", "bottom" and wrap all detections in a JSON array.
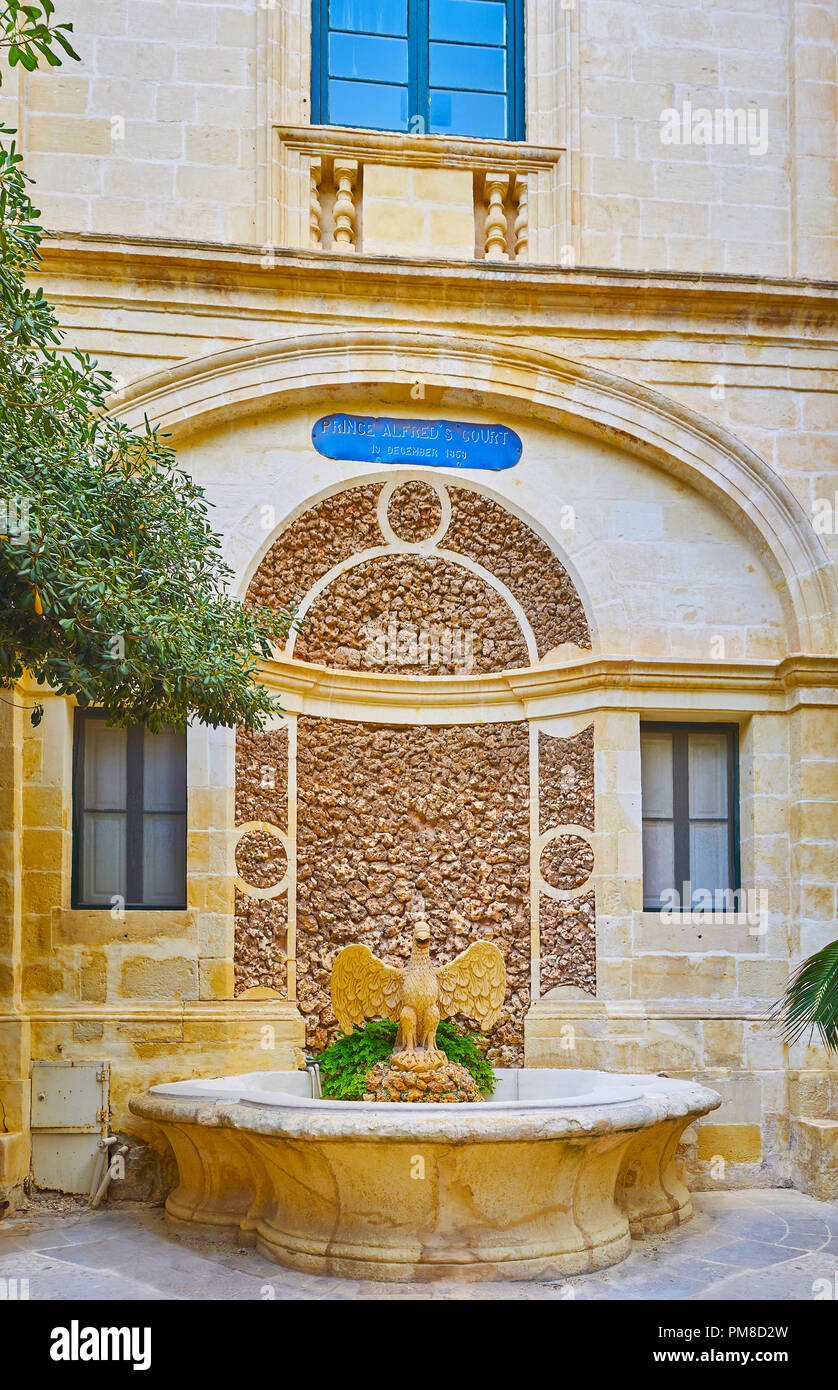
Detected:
[
  {"left": 317, "top": 1019, "right": 497, "bottom": 1100},
  {"left": 318, "top": 1020, "right": 397, "bottom": 1100},
  {"left": 433, "top": 1020, "right": 496, "bottom": 1094}
]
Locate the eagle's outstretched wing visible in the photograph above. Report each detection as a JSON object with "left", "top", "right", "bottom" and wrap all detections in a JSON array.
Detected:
[
  {"left": 437, "top": 941, "right": 506, "bottom": 1031},
  {"left": 330, "top": 944, "right": 403, "bottom": 1031}
]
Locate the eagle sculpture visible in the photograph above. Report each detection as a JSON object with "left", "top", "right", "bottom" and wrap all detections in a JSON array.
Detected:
[{"left": 330, "top": 921, "right": 506, "bottom": 1061}]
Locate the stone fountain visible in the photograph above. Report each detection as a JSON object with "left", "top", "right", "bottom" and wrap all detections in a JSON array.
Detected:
[
  {"left": 330, "top": 919, "right": 506, "bottom": 1102},
  {"left": 131, "top": 923, "right": 720, "bottom": 1281}
]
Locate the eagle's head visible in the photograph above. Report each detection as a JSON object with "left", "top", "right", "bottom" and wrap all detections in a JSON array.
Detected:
[{"left": 413, "top": 923, "right": 431, "bottom": 948}]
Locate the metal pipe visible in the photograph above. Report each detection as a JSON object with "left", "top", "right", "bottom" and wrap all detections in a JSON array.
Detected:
[
  {"left": 89, "top": 1135, "right": 126, "bottom": 1209},
  {"left": 303, "top": 1054, "right": 322, "bottom": 1099}
]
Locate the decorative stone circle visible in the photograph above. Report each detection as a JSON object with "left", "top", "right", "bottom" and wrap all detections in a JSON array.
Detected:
[
  {"left": 363, "top": 1052, "right": 483, "bottom": 1103},
  {"left": 235, "top": 830, "right": 287, "bottom": 889},
  {"left": 540, "top": 834, "right": 594, "bottom": 891},
  {"left": 386, "top": 480, "right": 444, "bottom": 542}
]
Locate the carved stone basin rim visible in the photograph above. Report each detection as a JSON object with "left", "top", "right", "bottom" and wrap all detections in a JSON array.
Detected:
[{"left": 130, "top": 1069, "right": 720, "bottom": 1282}]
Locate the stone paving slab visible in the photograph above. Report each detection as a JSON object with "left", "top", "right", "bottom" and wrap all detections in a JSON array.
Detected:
[{"left": 1, "top": 1190, "right": 836, "bottom": 1300}]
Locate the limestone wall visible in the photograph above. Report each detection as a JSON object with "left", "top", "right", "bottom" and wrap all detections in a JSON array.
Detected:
[
  {"left": 1, "top": 0, "right": 836, "bottom": 1207},
  {"left": 3, "top": 0, "right": 835, "bottom": 276}
]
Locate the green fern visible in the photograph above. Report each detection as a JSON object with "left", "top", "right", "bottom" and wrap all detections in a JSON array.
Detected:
[{"left": 317, "top": 1018, "right": 497, "bottom": 1100}]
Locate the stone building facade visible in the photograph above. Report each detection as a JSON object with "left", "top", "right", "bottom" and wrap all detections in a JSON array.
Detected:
[{"left": 1, "top": 0, "right": 837, "bottom": 1206}]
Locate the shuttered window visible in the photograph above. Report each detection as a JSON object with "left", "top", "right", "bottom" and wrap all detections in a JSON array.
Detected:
[
  {"left": 72, "top": 712, "right": 187, "bottom": 909},
  {"left": 640, "top": 723, "right": 740, "bottom": 911}
]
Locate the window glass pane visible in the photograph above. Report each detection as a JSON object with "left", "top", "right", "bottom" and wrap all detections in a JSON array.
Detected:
[
  {"left": 142, "top": 814, "right": 186, "bottom": 907},
  {"left": 84, "top": 723, "right": 126, "bottom": 811},
  {"left": 82, "top": 813, "right": 126, "bottom": 904},
  {"left": 429, "top": 0, "right": 506, "bottom": 44},
  {"left": 329, "top": 32, "right": 408, "bottom": 82},
  {"left": 329, "top": 0, "right": 407, "bottom": 36},
  {"left": 430, "top": 41, "right": 506, "bottom": 92},
  {"left": 640, "top": 733, "right": 673, "bottom": 818},
  {"left": 429, "top": 88, "right": 506, "bottom": 137},
  {"left": 689, "top": 822, "right": 730, "bottom": 901},
  {"left": 144, "top": 728, "right": 186, "bottom": 813},
  {"left": 642, "top": 822, "right": 675, "bottom": 904},
  {"left": 329, "top": 77, "right": 408, "bottom": 129},
  {"left": 688, "top": 732, "right": 728, "bottom": 818}
]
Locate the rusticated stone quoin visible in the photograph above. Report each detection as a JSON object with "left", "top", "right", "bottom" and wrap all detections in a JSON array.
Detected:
[
  {"left": 234, "top": 890, "right": 288, "bottom": 996},
  {"left": 540, "top": 890, "right": 597, "bottom": 996},
  {"left": 445, "top": 487, "right": 590, "bottom": 656},
  {"left": 296, "top": 717, "right": 530, "bottom": 1063},
  {"left": 294, "top": 553, "right": 529, "bottom": 673},
  {"left": 387, "top": 479, "right": 442, "bottom": 541}
]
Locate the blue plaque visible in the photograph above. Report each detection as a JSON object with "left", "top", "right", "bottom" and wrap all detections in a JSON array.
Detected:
[{"left": 311, "top": 414, "right": 522, "bottom": 470}]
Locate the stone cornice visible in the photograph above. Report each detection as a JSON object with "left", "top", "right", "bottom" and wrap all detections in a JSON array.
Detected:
[
  {"left": 261, "top": 653, "right": 838, "bottom": 722},
  {"left": 18, "top": 655, "right": 838, "bottom": 722},
  {"left": 36, "top": 231, "right": 838, "bottom": 328},
  {"left": 0, "top": 1002, "right": 302, "bottom": 1023}
]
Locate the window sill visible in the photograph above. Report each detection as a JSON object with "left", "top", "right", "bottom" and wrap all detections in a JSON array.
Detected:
[
  {"left": 52, "top": 907, "right": 198, "bottom": 947},
  {"left": 634, "top": 909, "right": 768, "bottom": 954},
  {"left": 277, "top": 123, "right": 563, "bottom": 172}
]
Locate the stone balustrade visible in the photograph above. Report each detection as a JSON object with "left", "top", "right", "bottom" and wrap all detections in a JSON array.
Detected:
[{"left": 275, "top": 126, "right": 564, "bottom": 263}]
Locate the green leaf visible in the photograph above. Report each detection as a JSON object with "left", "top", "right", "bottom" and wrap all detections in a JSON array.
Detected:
[
  {"left": 771, "top": 940, "right": 838, "bottom": 1051},
  {"left": 0, "top": 112, "right": 292, "bottom": 731}
]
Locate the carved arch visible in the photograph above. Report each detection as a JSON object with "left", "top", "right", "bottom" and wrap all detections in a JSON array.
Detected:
[{"left": 112, "top": 328, "right": 837, "bottom": 653}]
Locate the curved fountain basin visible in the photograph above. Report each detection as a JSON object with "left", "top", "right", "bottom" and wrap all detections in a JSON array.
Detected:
[
  {"left": 131, "top": 1068, "right": 720, "bottom": 1282},
  {"left": 149, "top": 1067, "right": 645, "bottom": 1109}
]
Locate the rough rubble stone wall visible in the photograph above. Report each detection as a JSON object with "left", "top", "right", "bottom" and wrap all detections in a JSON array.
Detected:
[
  {"left": 234, "top": 726, "right": 289, "bottom": 996},
  {"left": 245, "top": 481, "right": 590, "bottom": 667},
  {"left": 234, "top": 892, "right": 288, "bottom": 997},
  {"left": 237, "top": 487, "right": 597, "bottom": 1020},
  {"left": 235, "top": 831, "right": 287, "bottom": 887},
  {"left": 445, "top": 487, "right": 591, "bottom": 655},
  {"left": 539, "top": 726, "right": 595, "bottom": 834},
  {"left": 540, "top": 834, "right": 594, "bottom": 889},
  {"left": 296, "top": 716, "right": 530, "bottom": 1063},
  {"left": 387, "top": 480, "right": 442, "bottom": 541},
  {"left": 246, "top": 484, "right": 383, "bottom": 614},
  {"left": 540, "top": 891, "right": 597, "bottom": 995},
  {"left": 538, "top": 726, "right": 596, "bottom": 996},
  {"left": 294, "top": 553, "right": 530, "bottom": 673},
  {"left": 235, "top": 727, "right": 288, "bottom": 828}
]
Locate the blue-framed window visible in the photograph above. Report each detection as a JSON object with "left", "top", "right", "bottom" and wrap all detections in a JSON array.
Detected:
[{"left": 312, "top": 0, "right": 525, "bottom": 141}]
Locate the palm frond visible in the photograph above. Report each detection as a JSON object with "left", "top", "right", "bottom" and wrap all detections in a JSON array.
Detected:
[{"left": 770, "top": 939, "right": 838, "bottom": 1050}]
